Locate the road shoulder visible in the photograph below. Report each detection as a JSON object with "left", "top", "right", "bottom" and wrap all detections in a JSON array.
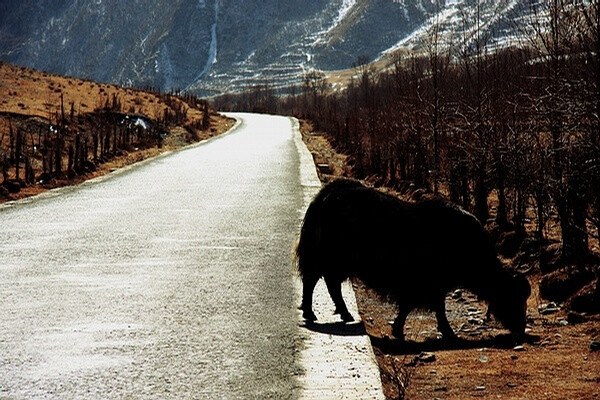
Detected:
[{"left": 292, "top": 117, "right": 385, "bottom": 399}]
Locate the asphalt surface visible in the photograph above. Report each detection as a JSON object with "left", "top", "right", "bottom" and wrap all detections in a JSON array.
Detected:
[{"left": 0, "top": 113, "right": 383, "bottom": 399}]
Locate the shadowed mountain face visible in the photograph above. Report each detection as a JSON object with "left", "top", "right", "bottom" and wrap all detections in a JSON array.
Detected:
[
  {"left": 0, "top": 0, "right": 220, "bottom": 91},
  {"left": 0, "top": 0, "right": 531, "bottom": 95}
]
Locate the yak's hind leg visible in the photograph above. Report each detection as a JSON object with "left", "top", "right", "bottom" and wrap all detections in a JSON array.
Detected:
[
  {"left": 391, "top": 306, "right": 411, "bottom": 341},
  {"left": 300, "top": 272, "right": 319, "bottom": 321},
  {"left": 324, "top": 275, "right": 354, "bottom": 322},
  {"left": 435, "top": 296, "right": 457, "bottom": 339}
]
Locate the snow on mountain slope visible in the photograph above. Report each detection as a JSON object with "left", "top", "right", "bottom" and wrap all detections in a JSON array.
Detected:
[
  {"left": 323, "top": 0, "right": 357, "bottom": 38},
  {"left": 380, "top": 0, "right": 523, "bottom": 57},
  {"left": 191, "top": 0, "right": 220, "bottom": 86},
  {"left": 0, "top": 0, "right": 534, "bottom": 95}
]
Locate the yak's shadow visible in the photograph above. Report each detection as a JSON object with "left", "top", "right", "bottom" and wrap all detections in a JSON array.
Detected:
[
  {"left": 301, "top": 321, "right": 367, "bottom": 336},
  {"left": 300, "top": 319, "right": 541, "bottom": 352},
  {"left": 370, "top": 333, "right": 540, "bottom": 355}
]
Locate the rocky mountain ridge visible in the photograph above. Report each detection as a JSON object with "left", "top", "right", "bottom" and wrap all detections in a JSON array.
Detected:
[{"left": 0, "top": 0, "right": 533, "bottom": 95}]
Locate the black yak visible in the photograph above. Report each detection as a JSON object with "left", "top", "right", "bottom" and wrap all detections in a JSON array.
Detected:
[{"left": 295, "top": 178, "right": 530, "bottom": 340}]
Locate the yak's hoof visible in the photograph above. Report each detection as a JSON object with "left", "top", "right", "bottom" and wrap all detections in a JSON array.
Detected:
[
  {"left": 440, "top": 331, "right": 458, "bottom": 341},
  {"left": 340, "top": 312, "right": 354, "bottom": 322},
  {"left": 391, "top": 326, "right": 404, "bottom": 340},
  {"left": 335, "top": 308, "right": 355, "bottom": 322},
  {"left": 303, "top": 309, "right": 317, "bottom": 322}
]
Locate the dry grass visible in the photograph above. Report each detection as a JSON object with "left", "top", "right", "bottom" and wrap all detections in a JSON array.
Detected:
[
  {"left": 322, "top": 49, "right": 410, "bottom": 90},
  {"left": 2, "top": 62, "right": 186, "bottom": 121}
]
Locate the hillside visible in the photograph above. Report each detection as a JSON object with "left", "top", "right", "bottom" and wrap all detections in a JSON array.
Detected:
[
  {"left": 0, "top": 61, "right": 233, "bottom": 202},
  {"left": 0, "top": 0, "right": 536, "bottom": 95}
]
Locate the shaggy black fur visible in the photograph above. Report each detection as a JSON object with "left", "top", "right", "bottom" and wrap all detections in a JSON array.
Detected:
[{"left": 295, "top": 178, "right": 531, "bottom": 340}]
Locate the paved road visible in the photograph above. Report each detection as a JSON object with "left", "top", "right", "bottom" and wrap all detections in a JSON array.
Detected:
[{"left": 0, "top": 113, "right": 383, "bottom": 399}]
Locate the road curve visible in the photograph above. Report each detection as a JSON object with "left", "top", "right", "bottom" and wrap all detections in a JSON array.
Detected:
[{"left": 0, "top": 113, "right": 383, "bottom": 399}]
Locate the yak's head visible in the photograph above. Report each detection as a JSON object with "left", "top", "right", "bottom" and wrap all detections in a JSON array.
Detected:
[{"left": 489, "top": 273, "right": 531, "bottom": 337}]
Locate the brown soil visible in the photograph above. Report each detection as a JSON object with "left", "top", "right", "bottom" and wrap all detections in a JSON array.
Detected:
[
  {"left": 299, "top": 121, "right": 600, "bottom": 400},
  {"left": 0, "top": 62, "right": 234, "bottom": 203}
]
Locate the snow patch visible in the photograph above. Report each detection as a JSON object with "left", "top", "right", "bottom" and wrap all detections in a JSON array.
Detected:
[
  {"left": 382, "top": 2, "right": 462, "bottom": 54},
  {"left": 159, "top": 43, "right": 175, "bottom": 90},
  {"left": 378, "top": 0, "right": 524, "bottom": 59},
  {"left": 190, "top": 0, "right": 219, "bottom": 86},
  {"left": 311, "top": 0, "right": 357, "bottom": 46},
  {"left": 134, "top": 117, "right": 148, "bottom": 130},
  {"left": 330, "top": 0, "right": 357, "bottom": 33}
]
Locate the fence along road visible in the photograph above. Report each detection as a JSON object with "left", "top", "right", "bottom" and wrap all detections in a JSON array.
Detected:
[{"left": 0, "top": 113, "right": 384, "bottom": 399}]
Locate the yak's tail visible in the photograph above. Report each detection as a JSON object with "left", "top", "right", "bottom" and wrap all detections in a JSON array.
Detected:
[
  {"left": 294, "top": 200, "right": 320, "bottom": 279},
  {"left": 294, "top": 178, "right": 364, "bottom": 279},
  {"left": 294, "top": 189, "right": 323, "bottom": 280}
]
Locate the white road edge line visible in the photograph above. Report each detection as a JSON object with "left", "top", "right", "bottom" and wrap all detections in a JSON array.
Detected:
[{"left": 291, "top": 117, "right": 385, "bottom": 400}]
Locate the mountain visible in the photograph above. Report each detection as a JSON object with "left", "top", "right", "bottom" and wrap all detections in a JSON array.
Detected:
[{"left": 0, "top": 0, "right": 533, "bottom": 95}]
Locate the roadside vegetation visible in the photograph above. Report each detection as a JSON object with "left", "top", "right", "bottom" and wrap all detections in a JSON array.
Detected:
[
  {"left": 0, "top": 61, "right": 232, "bottom": 203},
  {"left": 215, "top": 1, "right": 599, "bottom": 398}
]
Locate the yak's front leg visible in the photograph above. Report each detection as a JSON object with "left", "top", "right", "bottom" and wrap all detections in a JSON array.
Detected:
[
  {"left": 300, "top": 272, "right": 319, "bottom": 321},
  {"left": 435, "top": 297, "right": 457, "bottom": 339},
  {"left": 324, "top": 276, "right": 354, "bottom": 322}
]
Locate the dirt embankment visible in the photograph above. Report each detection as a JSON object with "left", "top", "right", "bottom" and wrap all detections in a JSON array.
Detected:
[
  {"left": 0, "top": 62, "right": 234, "bottom": 203},
  {"left": 299, "top": 120, "right": 599, "bottom": 400}
]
